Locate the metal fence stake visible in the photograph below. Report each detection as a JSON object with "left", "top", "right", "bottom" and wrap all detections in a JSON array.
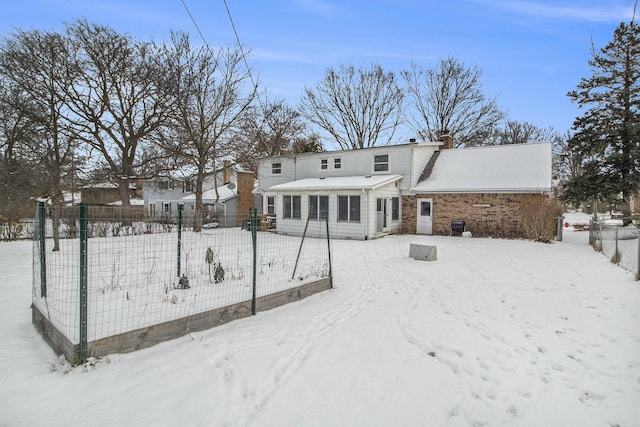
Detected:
[
  {"left": 79, "top": 203, "right": 88, "bottom": 364},
  {"left": 177, "top": 203, "right": 183, "bottom": 278},
  {"left": 38, "top": 201, "right": 47, "bottom": 298},
  {"left": 251, "top": 209, "right": 257, "bottom": 315}
]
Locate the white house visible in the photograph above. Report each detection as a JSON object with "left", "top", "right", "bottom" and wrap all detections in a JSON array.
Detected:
[
  {"left": 143, "top": 161, "right": 256, "bottom": 227},
  {"left": 256, "top": 134, "right": 553, "bottom": 240}
]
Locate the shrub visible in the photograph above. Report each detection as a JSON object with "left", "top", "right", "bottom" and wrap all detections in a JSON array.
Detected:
[{"left": 520, "top": 197, "right": 563, "bottom": 243}]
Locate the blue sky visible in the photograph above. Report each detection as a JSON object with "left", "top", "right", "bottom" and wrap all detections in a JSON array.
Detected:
[{"left": 1, "top": 0, "right": 636, "bottom": 142}]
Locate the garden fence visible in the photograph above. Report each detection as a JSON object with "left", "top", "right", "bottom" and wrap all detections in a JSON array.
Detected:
[
  {"left": 589, "top": 221, "right": 639, "bottom": 279},
  {"left": 32, "top": 202, "right": 332, "bottom": 365}
]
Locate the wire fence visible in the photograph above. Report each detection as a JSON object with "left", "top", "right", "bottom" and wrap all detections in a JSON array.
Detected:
[
  {"left": 32, "top": 203, "right": 332, "bottom": 364},
  {"left": 590, "top": 222, "right": 640, "bottom": 279}
]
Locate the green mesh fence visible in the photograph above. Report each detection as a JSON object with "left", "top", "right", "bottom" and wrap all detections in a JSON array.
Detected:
[{"left": 32, "top": 203, "right": 332, "bottom": 363}]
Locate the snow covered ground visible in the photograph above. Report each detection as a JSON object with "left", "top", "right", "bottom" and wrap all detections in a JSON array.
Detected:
[{"left": 1, "top": 230, "right": 639, "bottom": 426}]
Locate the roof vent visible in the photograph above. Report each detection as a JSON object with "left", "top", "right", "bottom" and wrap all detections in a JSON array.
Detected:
[
  {"left": 319, "top": 176, "right": 325, "bottom": 179},
  {"left": 365, "top": 175, "right": 371, "bottom": 178},
  {"left": 409, "top": 138, "right": 416, "bottom": 143}
]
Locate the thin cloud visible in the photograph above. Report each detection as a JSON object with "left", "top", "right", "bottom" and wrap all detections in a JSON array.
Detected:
[{"left": 470, "top": 0, "right": 634, "bottom": 22}]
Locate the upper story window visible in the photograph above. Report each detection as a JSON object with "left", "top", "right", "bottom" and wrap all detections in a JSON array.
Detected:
[
  {"left": 320, "top": 159, "right": 328, "bottom": 170},
  {"left": 373, "top": 154, "right": 389, "bottom": 172},
  {"left": 334, "top": 158, "right": 342, "bottom": 169},
  {"left": 272, "top": 162, "right": 282, "bottom": 174},
  {"left": 183, "top": 180, "right": 193, "bottom": 193},
  {"left": 159, "top": 180, "right": 174, "bottom": 190}
]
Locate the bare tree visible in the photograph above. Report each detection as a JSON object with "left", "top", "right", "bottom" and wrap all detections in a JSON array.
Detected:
[
  {"left": 64, "top": 19, "right": 172, "bottom": 207},
  {"left": 0, "top": 29, "right": 78, "bottom": 249},
  {"left": 402, "top": 57, "right": 504, "bottom": 147},
  {"left": 491, "top": 120, "right": 560, "bottom": 145},
  {"left": 300, "top": 63, "right": 403, "bottom": 149},
  {"left": 163, "top": 32, "right": 258, "bottom": 231},
  {"left": 232, "top": 98, "right": 320, "bottom": 172},
  {"left": 0, "top": 78, "right": 44, "bottom": 220}
]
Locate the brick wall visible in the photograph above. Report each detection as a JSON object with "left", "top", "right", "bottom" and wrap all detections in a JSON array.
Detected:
[{"left": 402, "top": 193, "right": 548, "bottom": 238}]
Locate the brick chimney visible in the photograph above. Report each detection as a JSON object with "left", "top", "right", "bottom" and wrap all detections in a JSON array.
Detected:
[
  {"left": 438, "top": 130, "right": 454, "bottom": 150},
  {"left": 223, "top": 160, "right": 231, "bottom": 184},
  {"left": 235, "top": 171, "right": 255, "bottom": 226}
]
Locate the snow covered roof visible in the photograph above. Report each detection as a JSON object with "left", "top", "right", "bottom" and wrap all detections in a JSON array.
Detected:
[
  {"left": 107, "top": 198, "right": 145, "bottom": 206},
  {"left": 181, "top": 185, "right": 237, "bottom": 202},
  {"left": 412, "top": 143, "right": 552, "bottom": 193},
  {"left": 269, "top": 174, "right": 403, "bottom": 191}
]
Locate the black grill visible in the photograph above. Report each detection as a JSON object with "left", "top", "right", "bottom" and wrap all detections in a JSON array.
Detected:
[{"left": 451, "top": 220, "right": 465, "bottom": 234}]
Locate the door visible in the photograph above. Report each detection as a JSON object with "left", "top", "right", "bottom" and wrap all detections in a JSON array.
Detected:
[
  {"left": 376, "top": 198, "right": 388, "bottom": 232},
  {"left": 416, "top": 198, "right": 433, "bottom": 234}
]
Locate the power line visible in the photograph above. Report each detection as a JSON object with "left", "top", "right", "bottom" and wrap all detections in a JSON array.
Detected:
[
  {"left": 222, "top": 0, "right": 260, "bottom": 97},
  {"left": 180, "top": 0, "right": 262, "bottom": 108}
]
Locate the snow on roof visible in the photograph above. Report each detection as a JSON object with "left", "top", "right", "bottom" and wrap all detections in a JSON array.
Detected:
[
  {"left": 181, "top": 185, "right": 237, "bottom": 202},
  {"left": 412, "top": 143, "right": 552, "bottom": 193},
  {"left": 269, "top": 174, "right": 403, "bottom": 191},
  {"left": 107, "top": 198, "right": 145, "bottom": 206}
]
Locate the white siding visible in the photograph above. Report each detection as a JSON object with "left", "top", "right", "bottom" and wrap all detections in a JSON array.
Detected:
[
  {"left": 273, "top": 181, "right": 402, "bottom": 240},
  {"left": 367, "top": 184, "right": 403, "bottom": 238},
  {"left": 257, "top": 157, "right": 297, "bottom": 192},
  {"left": 411, "top": 145, "right": 438, "bottom": 187},
  {"left": 257, "top": 144, "right": 439, "bottom": 193}
]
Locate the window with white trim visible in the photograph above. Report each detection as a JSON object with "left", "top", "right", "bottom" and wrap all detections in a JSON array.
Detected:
[
  {"left": 373, "top": 154, "right": 389, "bottom": 172},
  {"left": 283, "top": 195, "right": 301, "bottom": 219},
  {"left": 320, "top": 159, "right": 328, "bottom": 170},
  {"left": 337, "top": 195, "right": 360, "bottom": 223},
  {"left": 272, "top": 163, "right": 282, "bottom": 174},
  {"left": 309, "top": 195, "right": 329, "bottom": 220},
  {"left": 391, "top": 197, "right": 400, "bottom": 221},
  {"left": 266, "top": 196, "right": 275, "bottom": 215},
  {"left": 334, "top": 158, "right": 342, "bottom": 169}
]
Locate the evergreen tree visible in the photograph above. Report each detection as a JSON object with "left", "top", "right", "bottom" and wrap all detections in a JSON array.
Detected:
[{"left": 565, "top": 21, "right": 640, "bottom": 220}]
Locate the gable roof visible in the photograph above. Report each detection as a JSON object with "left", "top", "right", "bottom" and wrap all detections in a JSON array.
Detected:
[
  {"left": 412, "top": 143, "right": 552, "bottom": 193},
  {"left": 269, "top": 174, "right": 403, "bottom": 191}
]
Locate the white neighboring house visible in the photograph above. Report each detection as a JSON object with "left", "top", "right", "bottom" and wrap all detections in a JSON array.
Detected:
[
  {"left": 143, "top": 161, "right": 256, "bottom": 228},
  {"left": 256, "top": 135, "right": 552, "bottom": 240}
]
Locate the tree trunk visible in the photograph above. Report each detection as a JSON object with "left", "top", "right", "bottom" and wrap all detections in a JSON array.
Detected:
[{"left": 194, "top": 173, "right": 204, "bottom": 232}]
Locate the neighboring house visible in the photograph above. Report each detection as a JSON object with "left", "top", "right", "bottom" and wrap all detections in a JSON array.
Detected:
[
  {"left": 81, "top": 182, "right": 141, "bottom": 206},
  {"left": 256, "top": 133, "right": 552, "bottom": 240},
  {"left": 143, "top": 161, "right": 256, "bottom": 227}
]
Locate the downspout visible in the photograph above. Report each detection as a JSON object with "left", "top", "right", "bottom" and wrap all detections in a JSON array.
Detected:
[{"left": 364, "top": 188, "right": 369, "bottom": 240}]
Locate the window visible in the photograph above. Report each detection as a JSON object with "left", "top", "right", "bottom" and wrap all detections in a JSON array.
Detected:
[
  {"left": 283, "top": 195, "right": 301, "bottom": 219},
  {"left": 374, "top": 155, "right": 389, "bottom": 172},
  {"left": 309, "top": 195, "right": 329, "bottom": 220},
  {"left": 391, "top": 197, "right": 399, "bottom": 221},
  {"left": 320, "top": 159, "right": 328, "bottom": 170},
  {"left": 183, "top": 180, "right": 193, "bottom": 192},
  {"left": 420, "top": 200, "right": 431, "bottom": 217},
  {"left": 163, "top": 202, "right": 171, "bottom": 213},
  {"left": 337, "top": 195, "right": 360, "bottom": 223},
  {"left": 272, "top": 163, "right": 282, "bottom": 174},
  {"left": 149, "top": 203, "right": 156, "bottom": 217},
  {"left": 334, "top": 158, "right": 342, "bottom": 169},
  {"left": 266, "top": 196, "right": 275, "bottom": 215},
  {"left": 159, "top": 180, "right": 173, "bottom": 190}
]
